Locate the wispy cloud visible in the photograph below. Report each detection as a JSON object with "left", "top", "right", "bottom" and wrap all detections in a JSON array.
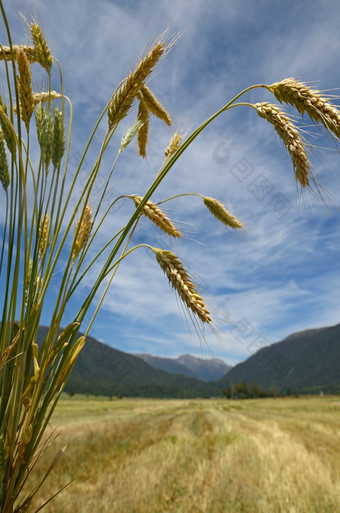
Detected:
[{"left": 5, "top": 0, "right": 340, "bottom": 364}]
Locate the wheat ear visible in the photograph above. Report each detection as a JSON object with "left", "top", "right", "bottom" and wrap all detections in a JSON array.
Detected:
[
  {"left": 268, "top": 78, "right": 340, "bottom": 139},
  {"left": 35, "top": 103, "right": 54, "bottom": 168},
  {"left": 14, "top": 91, "right": 62, "bottom": 115},
  {"left": 30, "top": 23, "right": 53, "bottom": 72},
  {"left": 140, "top": 84, "right": 171, "bottom": 125},
  {"left": 165, "top": 132, "right": 182, "bottom": 160},
  {"left": 203, "top": 197, "right": 242, "bottom": 229},
  {"left": 52, "top": 108, "right": 65, "bottom": 167},
  {"left": 0, "top": 130, "right": 9, "bottom": 191},
  {"left": 0, "top": 45, "right": 37, "bottom": 63},
  {"left": 108, "top": 40, "right": 166, "bottom": 128},
  {"left": 16, "top": 51, "right": 34, "bottom": 129},
  {"left": 132, "top": 196, "right": 181, "bottom": 238},
  {"left": 0, "top": 106, "right": 16, "bottom": 156},
  {"left": 73, "top": 206, "right": 92, "bottom": 261},
  {"left": 254, "top": 102, "right": 310, "bottom": 187},
  {"left": 38, "top": 215, "right": 49, "bottom": 258},
  {"left": 120, "top": 119, "right": 143, "bottom": 153},
  {"left": 137, "top": 94, "right": 149, "bottom": 157},
  {"left": 153, "top": 248, "right": 211, "bottom": 323}
]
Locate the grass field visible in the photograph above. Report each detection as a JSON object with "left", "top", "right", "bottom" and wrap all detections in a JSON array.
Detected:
[{"left": 28, "top": 395, "right": 340, "bottom": 513}]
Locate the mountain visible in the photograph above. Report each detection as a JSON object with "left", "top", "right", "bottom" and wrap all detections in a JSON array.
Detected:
[
  {"left": 134, "top": 353, "right": 231, "bottom": 381},
  {"left": 218, "top": 323, "right": 340, "bottom": 394},
  {"left": 36, "top": 322, "right": 340, "bottom": 397},
  {"left": 38, "top": 330, "right": 217, "bottom": 398}
]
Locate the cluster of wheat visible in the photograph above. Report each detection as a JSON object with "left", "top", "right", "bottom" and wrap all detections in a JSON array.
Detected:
[{"left": 0, "top": 4, "right": 339, "bottom": 513}]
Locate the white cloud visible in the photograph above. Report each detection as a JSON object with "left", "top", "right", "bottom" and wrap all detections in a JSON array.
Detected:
[{"left": 3, "top": 0, "right": 340, "bottom": 363}]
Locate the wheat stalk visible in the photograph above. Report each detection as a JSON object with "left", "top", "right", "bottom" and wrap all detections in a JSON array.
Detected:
[
  {"left": 132, "top": 196, "right": 181, "bottom": 238},
  {"left": 268, "top": 78, "right": 340, "bottom": 138},
  {"left": 254, "top": 102, "right": 310, "bottom": 187},
  {"left": 153, "top": 248, "right": 211, "bottom": 323}
]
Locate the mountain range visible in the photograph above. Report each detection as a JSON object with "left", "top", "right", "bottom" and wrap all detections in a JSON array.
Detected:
[
  {"left": 134, "top": 353, "right": 231, "bottom": 381},
  {"left": 37, "top": 322, "right": 340, "bottom": 397}
]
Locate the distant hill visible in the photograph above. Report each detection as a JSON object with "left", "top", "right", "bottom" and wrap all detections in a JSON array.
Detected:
[
  {"left": 134, "top": 353, "right": 231, "bottom": 381},
  {"left": 36, "top": 328, "right": 216, "bottom": 398},
  {"left": 218, "top": 323, "right": 340, "bottom": 394},
  {"left": 36, "top": 322, "right": 340, "bottom": 397}
]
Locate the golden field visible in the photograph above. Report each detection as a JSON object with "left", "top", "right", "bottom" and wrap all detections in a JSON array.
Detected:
[{"left": 28, "top": 395, "right": 340, "bottom": 513}]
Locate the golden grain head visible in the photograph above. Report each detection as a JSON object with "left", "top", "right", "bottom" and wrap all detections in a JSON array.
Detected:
[
  {"left": 140, "top": 84, "right": 171, "bottom": 126},
  {"left": 137, "top": 95, "right": 149, "bottom": 157},
  {"left": 0, "top": 107, "right": 16, "bottom": 156},
  {"left": 14, "top": 91, "right": 62, "bottom": 115},
  {"left": 254, "top": 102, "right": 310, "bottom": 187},
  {"left": 0, "top": 45, "right": 37, "bottom": 63},
  {"left": 73, "top": 205, "right": 93, "bottom": 261},
  {"left": 30, "top": 23, "right": 53, "bottom": 72},
  {"left": 32, "top": 91, "right": 62, "bottom": 105},
  {"left": 108, "top": 40, "right": 166, "bottom": 129},
  {"left": 165, "top": 132, "right": 182, "bottom": 160},
  {"left": 132, "top": 196, "right": 181, "bottom": 238},
  {"left": 268, "top": 78, "right": 340, "bottom": 139},
  {"left": 203, "top": 197, "right": 243, "bottom": 229},
  {"left": 16, "top": 50, "right": 34, "bottom": 129},
  {"left": 153, "top": 248, "right": 211, "bottom": 323},
  {"left": 38, "top": 215, "right": 49, "bottom": 259}
]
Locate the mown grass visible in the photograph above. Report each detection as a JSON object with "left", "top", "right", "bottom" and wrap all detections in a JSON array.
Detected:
[{"left": 28, "top": 395, "right": 340, "bottom": 513}]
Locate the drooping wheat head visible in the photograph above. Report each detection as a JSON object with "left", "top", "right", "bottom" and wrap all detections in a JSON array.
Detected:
[
  {"left": 137, "top": 93, "right": 149, "bottom": 157},
  {"left": 165, "top": 132, "right": 182, "bottom": 160},
  {"left": 16, "top": 50, "right": 34, "bottom": 130},
  {"left": 108, "top": 39, "right": 166, "bottom": 128},
  {"left": 140, "top": 84, "right": 171, "bottom": 126},
  {"left": 73, "top": 205, "right": 93, "bottom": 261},
  {"left": 203, "top": 197, "right": 243, "bottom": 229},
  {"left": 254, "top": 102, "right": 310, "bottom": 187},
  {"left": 30, "top": 23, "right": 53, "bottom": 73},
  {"left": 132, "top": 196, "right": 181, "bottom": 238},
  {"left": 0, "top": 45, "right": 37, "bottom": 63},
  {"left": 32, "top": 91, "right": 62, "bottom": 105},
  {"left": 153, "top": 248, "right": 211, "bottom": 323},
  {"left": 268, "top": 78, "right": 340, "bottom": 139}
]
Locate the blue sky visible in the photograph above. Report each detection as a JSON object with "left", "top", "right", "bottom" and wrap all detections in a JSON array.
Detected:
[{"left": 3, "top": 0, "right": 340, "bottom": 365}]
